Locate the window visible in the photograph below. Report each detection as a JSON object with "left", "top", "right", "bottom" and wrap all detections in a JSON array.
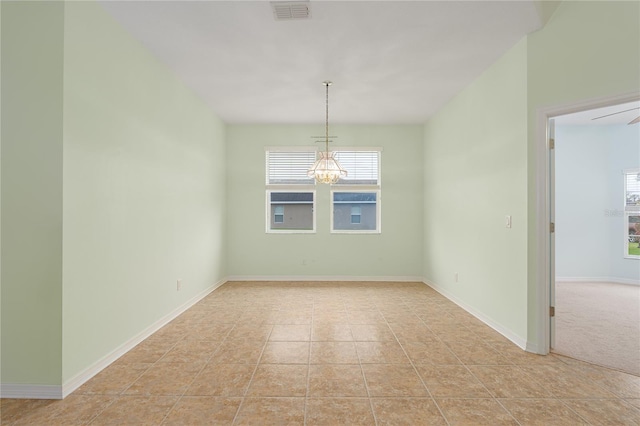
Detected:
[
  {"left": 268, "top": 191, "right": 314, "bottom": 232},
  {"left": 625, "top": 170, "right": 640, "bottom": 259},
  {"left": 351, "top": 206, "right": 361, "bottom": 224},
  {"left": 265, "top": 148, "right": 316, "bottom": 233},
  {"left": 274, "top": 205, "right": 284, "bottom": 223},
  {"left": 331, "top": 149, "right": 381, "bottom": 233},
  {"left": 266, "top": 150, "right": 316, "bottom": 185},
  {"left": 332, "top": 192, "right": 378, "bottom": 231},
  {"left": 333, "top": 150, "right": 380, "bottom": 185}
]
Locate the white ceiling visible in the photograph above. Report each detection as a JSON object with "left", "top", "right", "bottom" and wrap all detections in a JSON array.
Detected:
[
  {"left": 99, "top": 1, "right": 545, "bottom": 124},
  {"left": 554, "top": 101, "right": 640, "bottom": 126}
]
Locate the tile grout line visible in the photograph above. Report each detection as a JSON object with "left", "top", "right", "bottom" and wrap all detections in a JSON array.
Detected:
[
  {"left": 85, "top": 394, "right": 120, "bottom": 426},
  {"left": 303, "top": 298, "right": 316, "bottom": 426},
  {"left": 229, "top": 310, "right": 274, "bottom": 426},
  {"left": 89, "top": 303, "right": 220, "bottom": 424},
  {"left": 424, "top": 314, "right": 526, "bottom": 425},
  {"left": 411, "top": 300, "right": 462, "bottom": 425},
  {"left": 87, "top": 328, "right": 187, "bottom": 425},
  {"left": 354, "top": 295, "right": 380, "bottom": 426},
  {"left": 418, "top": 310, "right": 522, "bottom": 423},
  {"left": 382, "top": 300, "right": 452, "bottom": 426},
  {"left": 505, "top": 361, "right": 612, "bottom": 425},
  {"left": 158, "top": 313, "right": 236, "bottom": 425},
  {"left": 419, "top": 303, "right": 608, "bottom": 425}
]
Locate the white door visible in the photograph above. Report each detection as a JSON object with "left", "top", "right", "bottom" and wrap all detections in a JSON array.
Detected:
[{"left": 549, "top": 118, "right": 556, "bottom": 350}]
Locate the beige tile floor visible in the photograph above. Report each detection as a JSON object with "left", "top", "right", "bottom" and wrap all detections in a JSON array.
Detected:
[{"left": 2, "top": 281, "right": 640, "bottom": 425}]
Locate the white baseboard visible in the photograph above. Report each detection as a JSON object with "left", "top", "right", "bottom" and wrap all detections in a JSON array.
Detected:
[
  {"left": 556, "top": 277, "right": 640, "bottom": 286},
  {"left": 0, "top": 384, "right": 63, "bottom": 400},
  {"left": 59, "top": 278, "right": 227, "bottom": 399},
  {"left": 226, "top": 275, "right": 424, "bottom": 282},
  {"left": 525, "top": 341, "right": 541, "bottom": 354},
  {"left": 422, "top": 279, "right": 529, "bottom": 351}
]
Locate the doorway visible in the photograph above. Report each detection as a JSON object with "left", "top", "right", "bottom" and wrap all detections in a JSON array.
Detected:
[{"left": 548, "top": 100, "right": 640, "bottom": 375}]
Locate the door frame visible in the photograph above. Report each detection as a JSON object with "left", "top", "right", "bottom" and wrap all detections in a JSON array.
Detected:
[{"left": 534, "top": 92, "right": 640, "bottom": 355}]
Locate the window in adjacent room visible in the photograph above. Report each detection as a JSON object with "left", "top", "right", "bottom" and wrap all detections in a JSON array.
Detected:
[
  {"left": 625, "top": 169, "right": 640, "bottom": 258},
  {"left": 274, "top": 205, "right": 284, "bottom": 223},
  {"left": 265, "top": 148, "right": 316, "bottom": 233},
  {"left": 330, "top": 149, "right": 381, "bottom": 233},
  {"left": 350, "top": 206, "right": 361, "bottom": 224}
]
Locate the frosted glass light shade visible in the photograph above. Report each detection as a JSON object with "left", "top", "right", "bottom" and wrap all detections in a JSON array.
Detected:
[{"left": 307, "top": 151, "right": 347, "bottom": 184}]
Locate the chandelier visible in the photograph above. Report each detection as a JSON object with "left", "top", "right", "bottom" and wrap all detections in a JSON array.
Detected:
[{"left": 307, "top": 81, "right": 347, "bottom": 184}]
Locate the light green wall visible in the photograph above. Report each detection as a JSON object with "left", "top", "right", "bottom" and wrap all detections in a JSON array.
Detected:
[
  {"left": 1, "top": 1, "right": 65, "bottom": 385},
  {"left": 423, "top": 39, "right": 529, "bottom": 343},
  {"left": 62, "top": 2, "right": 227, "bottom": 382},
  {"left": 1, "top": 1, "right": 226, "bottom": 387},
  {"left": 533, "top": 0, "right": 561, "bottom": 26},
  {"left": 226, "top": 125, "right": 423, "bottom": 278},
  {"left": 526, "top": 0, "right": 640, "bottom": 345},
  {"left": 423, "top": 0, "right": 640, "bottom": 349}
]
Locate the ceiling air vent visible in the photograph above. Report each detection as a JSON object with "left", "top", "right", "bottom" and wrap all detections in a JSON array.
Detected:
[{"left": 271, "top": 1, "right": 311, "bottom": 20}]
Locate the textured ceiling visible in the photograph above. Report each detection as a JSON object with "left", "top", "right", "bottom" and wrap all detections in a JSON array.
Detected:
[{"left": 99, "top": 1, "right": 544, "bottom": 124}]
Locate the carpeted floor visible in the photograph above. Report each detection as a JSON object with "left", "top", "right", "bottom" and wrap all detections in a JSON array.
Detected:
[{"left": 554, "top": 281, "right": 640, "bottom": 376}]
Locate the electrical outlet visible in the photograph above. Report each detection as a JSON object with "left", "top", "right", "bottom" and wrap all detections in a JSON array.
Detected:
[
  {"left": 454, "top": 272, "right": 459, "bottom": 282},
  {"left": 506, "top": 215, "right": 512, "bottom": 228},
  {"left": 177, "top": 279, "right": 182, "bottom": 291}
]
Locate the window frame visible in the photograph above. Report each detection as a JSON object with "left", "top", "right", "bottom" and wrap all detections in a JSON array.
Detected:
[
  {"left": 329, "top": 147, "right": 382, "bottom": 234},
  {"left": 330, "top": 189, "right": 381, "bottom": 234},
  {"left": 624, "top": 169, "right": 640, "bottom": 259},
  {"left": 266, "top": 189, "right": 316, "bottom": 233},
  {"left": 265, "top": 147, "right": 318, "bottom": 186},
  {"left": 265, "top": 147, "right": 317, "bottom": 234}
]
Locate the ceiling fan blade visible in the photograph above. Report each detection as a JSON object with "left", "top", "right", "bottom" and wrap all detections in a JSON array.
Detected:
[
  {"left": 629, "top": 116, "right": 640, "bottom": 125},
  {"left": 592, "top": 107, "right": 639, "bottom": 121}
]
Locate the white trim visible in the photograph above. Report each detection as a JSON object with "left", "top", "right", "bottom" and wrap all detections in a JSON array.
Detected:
[
  {"left": 624, "top": 171, "right": 640, "bottom": 259},
  {"left": 525, "top": 341, "right": 541, "bottom": 354},
  {"left": 331, "top": 146, "right": 383, "bottom": 152},
  {"left": 535, "top": 92, "right": 640, "bottom": 356},
  {"left": 330, "top": 185, "right": 380, "bottom": 191},
  {"left": 266, "top": 189, "right": 317, "bottom": 234},
  {"left": 330, "top": 190, "right": 381, "bottom": 234},
  {"left": 60, "top": 278, "right": 227, "bottom": 398},
  {"left": 535, "top": 106, "right": 551, "bottom": 355},
  {"left": 422, "top": 279, "right": 529, "bottom": 350},
  {"left": 556, "top": 277, "right": 640, "bottom": 286},
  {"left": 0, "top": 384, "right": 63, "bottom": 400},
  {"left": 265, "top": 184, "right": 316, "bottom": 191},
  {"left": 624, "top": 213, "right": 640, "bottom": 260},
  {"left": 226, "top": 275, "right": 423, "bottom": 282},
  {"left": 264, "top": 145, "right": 317, "bottom": 152}
]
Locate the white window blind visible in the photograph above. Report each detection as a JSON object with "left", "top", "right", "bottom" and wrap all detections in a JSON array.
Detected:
[
  {"left": 626, "top": 172, "right": 640, "bottom": 208},
  {"left": 333, "top": 151, "right": 380, "bottom": 184},
  {"left": 266, "top": 150, "right": 316, "bottom": 185}
]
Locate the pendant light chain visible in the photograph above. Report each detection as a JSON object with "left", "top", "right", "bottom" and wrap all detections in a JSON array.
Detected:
[
  {"left": 307, "top": 80, "right": 347, "bottom": 184},
  {"left": 324, "top": 81, "right": 331, "bottom": 156}
]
